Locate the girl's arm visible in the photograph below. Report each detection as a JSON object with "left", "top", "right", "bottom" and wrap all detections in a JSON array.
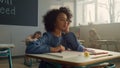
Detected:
[{"left": 62, "top": 32, "right": 85, "bottom": 52}]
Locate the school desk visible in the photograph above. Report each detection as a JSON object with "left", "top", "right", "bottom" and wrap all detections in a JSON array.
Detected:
[
  {"left": 26, "top": 48, "right": 120, "bottom": 68},
  {"left": 0, "top": 44, "right": 15, "bottom": 68}
]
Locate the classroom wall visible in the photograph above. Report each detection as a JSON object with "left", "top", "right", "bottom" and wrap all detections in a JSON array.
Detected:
[{"left": 70, "top": 23, "right": 120, "bottom": 51}]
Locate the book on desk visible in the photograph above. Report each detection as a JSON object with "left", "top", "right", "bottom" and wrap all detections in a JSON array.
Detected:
[
  {"left": 87, "top": 48, "right": 112, "bottom": 59},
  {"left": 45, "top": 51, "right": 82, "bottom": 58}
]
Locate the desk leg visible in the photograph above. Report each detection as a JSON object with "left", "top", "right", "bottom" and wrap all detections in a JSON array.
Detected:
[{"left": 8, "top": 48, "right": 13, "bottom": 68}]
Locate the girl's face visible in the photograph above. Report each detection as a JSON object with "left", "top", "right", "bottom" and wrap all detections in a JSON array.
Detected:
[{"left": 55, "top": 13, "right": 69, "bottom": 32}]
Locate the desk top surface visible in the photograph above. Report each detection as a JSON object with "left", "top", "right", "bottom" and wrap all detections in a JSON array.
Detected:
[
  {"left": 0, "top": 44, "right": 15, "bottom": 48},
  {"left": 26, "top": 49, "right": 120, "bottom": 66}
]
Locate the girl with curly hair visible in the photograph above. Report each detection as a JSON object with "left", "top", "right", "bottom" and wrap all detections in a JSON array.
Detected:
[{"left": 26, "top": 7, "right": 85, "bottom": 68}]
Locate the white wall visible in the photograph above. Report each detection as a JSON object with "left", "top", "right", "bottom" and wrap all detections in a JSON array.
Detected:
[{"left": 0, "top": 24, "right": 43, "bottom": 56}]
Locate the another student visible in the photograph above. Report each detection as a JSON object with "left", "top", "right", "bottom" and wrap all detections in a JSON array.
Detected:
[
  {"left": 25, "top": 31, "right": 42, "bottom": 45},
  {"left": 89, "top": 28, "right": 100, "bottom": 49},
  {"left": 24, "top": 31, "right": 42, "bottom": 66},
  {"left": 26, "top": 7, "right": 85, "bottom": 68}
]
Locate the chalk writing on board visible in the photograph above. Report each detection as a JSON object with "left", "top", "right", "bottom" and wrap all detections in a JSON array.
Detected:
[
  {"left": 0, "top": 0, "right": 38, "bottom": 26},
  {"left": 0, "top": 0, "right": 16, "bottom": 15}
]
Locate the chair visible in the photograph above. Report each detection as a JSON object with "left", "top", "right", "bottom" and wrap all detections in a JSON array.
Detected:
[
  {"left": 24, "top": 55, "right": 32, "bottom": 67},
  {"left": 23, "top": 40, "right": 32, "bottom": 67},
  {"left": 24, "top": 40, "right": 39, "bottom": 67},
  {"left": 24, "top": 54, "right": 39, "bottom": 67},
  {"left": 0, "top": 48, "right": 13, "bottom": 68}
]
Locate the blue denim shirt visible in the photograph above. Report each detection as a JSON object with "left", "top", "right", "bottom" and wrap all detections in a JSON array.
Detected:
[{"left": 25, "top": 32, "right": 85, "bottom": 54}]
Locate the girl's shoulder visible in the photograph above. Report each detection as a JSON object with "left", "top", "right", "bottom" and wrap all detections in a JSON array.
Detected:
[
  {"left": 43, "top": 32, "right": 51, "bottom": 37},
  {"left": 42, "top": 32, "right": 53, "bottom": 39}
]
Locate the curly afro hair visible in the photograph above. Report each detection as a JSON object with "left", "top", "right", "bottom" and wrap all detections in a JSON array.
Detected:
[{"left": 43, "top": 7, "right": 72, "bottom": 32}]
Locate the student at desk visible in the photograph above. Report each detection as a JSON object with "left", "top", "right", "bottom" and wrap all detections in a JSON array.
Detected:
[
  {"left": 24, "top": 31, "right": 42, "bottom": 66},
  {"left": 89, "top": 28, "right": 100, "bottom": 49},
  {"left": 26, "top": 7, "right": 85, "bottom": 68}
]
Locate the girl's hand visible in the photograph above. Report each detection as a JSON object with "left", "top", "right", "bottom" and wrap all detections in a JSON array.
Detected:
[
  {"left": 50, "top": 45, "right": 65, "bottom": 52},
  {"left": 63, "top": 23, "right": 70, "bottom": 34},
  {"left": 50, "top": 47, "right": 60, "bottom": 53},
  {"left": 58, "top": 45, "right": 65, "bottom": 52}
]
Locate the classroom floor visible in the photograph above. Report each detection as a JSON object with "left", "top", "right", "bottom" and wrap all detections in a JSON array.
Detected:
[
  {"left": 0, "top": 57, "right": 120, "bottom": 68},
  {"left": 0, "top": 57, "right": 39, "bottom": 68}
]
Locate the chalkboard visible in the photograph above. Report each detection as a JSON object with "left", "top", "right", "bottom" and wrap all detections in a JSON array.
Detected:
[{"left": 0, "top": 0, "right": 38, "bottom": 26}]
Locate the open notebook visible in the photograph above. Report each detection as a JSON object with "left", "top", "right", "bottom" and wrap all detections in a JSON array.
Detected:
[
  {"left": 86, "top": 48, "right": 109, "bottom": 55},
  {"left": 86, "top": 48, "right": 111, "bottom": 59},
  {"left": 46, "top": 51, "right": 82, "bottom": 58}
]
